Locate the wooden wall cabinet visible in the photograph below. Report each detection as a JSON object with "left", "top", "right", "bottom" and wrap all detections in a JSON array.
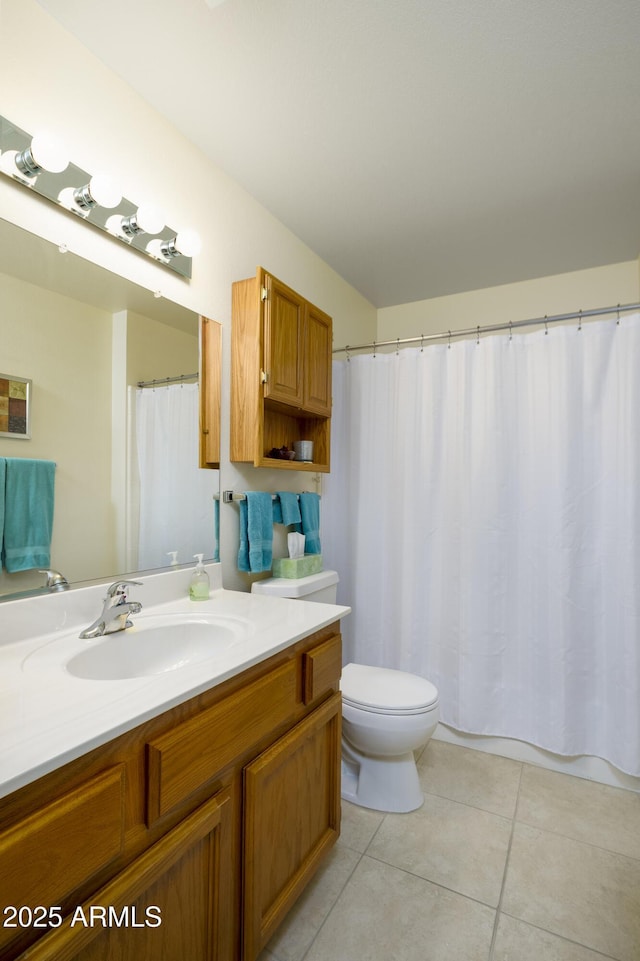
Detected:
[
  {"left": 0, "top": 626, "right": 343, "bottom": 961},
  {"left": 199, "top": 316, "right": 222, "bottom": 469},
  {"left": 231, "top": 268, "right": 332, "bottom": 472}
]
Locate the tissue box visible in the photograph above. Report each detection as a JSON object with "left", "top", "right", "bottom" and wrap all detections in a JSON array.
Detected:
[{"left": 272, "top": 554, "right": 323, "bottom": 578}]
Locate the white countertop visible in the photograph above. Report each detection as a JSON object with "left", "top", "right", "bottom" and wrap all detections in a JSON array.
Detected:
[{"left": 0, "top": 566, "right": 349, "bottom": 799}]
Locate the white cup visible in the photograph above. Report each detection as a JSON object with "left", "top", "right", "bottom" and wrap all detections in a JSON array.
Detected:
[{"left": 293, "top": 440, "right": 314, "bottom": 462}]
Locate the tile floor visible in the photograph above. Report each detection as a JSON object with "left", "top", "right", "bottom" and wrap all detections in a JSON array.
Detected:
[{"left": 259, "top": 740, "right": 640, "bottom": 961}]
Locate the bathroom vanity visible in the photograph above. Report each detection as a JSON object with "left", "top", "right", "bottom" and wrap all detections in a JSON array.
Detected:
[{"left": 0, "top": 568, "right": 347, "bottom": 961}]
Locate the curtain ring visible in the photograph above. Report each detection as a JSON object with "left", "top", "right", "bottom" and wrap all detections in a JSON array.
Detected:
[
  {"left": 544, "top": 315, "right": 548, "bottom": 336},
  {"left": 448, "top": 330, "right": 452, "bottom": 349},
  {"left": 616, "top": 304, "right": 621, "bottom": 326},
  {"left": 346, "top": 345, "right": 351, "bottom": 363},
  {"left": 396, "top": 337, "right": 400, "bottom": 355},
  {"left": 578, "top": 309, "right": 583, "bottom": 332},
  {"left": 476, "top": 325, "right": 480, "bottom": 345},
  {"left": 420, "top": 334, "right": 424, "bottom": 353},
  {"left": 373, "top": 340, "right": 377, "bottom": 358},
  {"left": 509, "top": 320, "right": 513, "bottom": 342}
]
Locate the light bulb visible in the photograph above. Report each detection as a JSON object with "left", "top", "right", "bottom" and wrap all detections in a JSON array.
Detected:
[
  {"left": 120, "top": 203, "right": 165, "bottom": 237},
  {"left": 73, "top": 173, "right": 122, "bottom": 211},
  {"left": 160, "top": 229, "right": 202, "bottom": 259},
  {"left": 175, "top": 229, "right": 202, "bottom": 257},
  {"left": 14, "top": 132, "right": 68, "bottom": 177}
]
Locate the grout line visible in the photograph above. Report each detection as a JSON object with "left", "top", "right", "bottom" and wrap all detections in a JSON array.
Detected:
[
  {"left": 487, "top": 761, "right": 524, "bottom": 960},
  {"left": 300, "top": 806, "right": 383, "bottom": 961},
  {"left": 497, "top": 910, "right": 622, "bottom": 961},
  {"left": 300, "top": 852, "right": 363, "bottom": 961},
  {"left": 361, "top": 849, "right": 502, "bottom": 912}
]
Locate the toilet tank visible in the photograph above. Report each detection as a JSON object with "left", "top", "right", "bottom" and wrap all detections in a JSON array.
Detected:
[{"left": 251, "top": 570, "right": 339, "bottom": 603}]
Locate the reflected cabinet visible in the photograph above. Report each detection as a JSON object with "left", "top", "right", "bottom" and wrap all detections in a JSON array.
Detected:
[{"left": 230, "top": 268, "right": 332, "bottom": 472}]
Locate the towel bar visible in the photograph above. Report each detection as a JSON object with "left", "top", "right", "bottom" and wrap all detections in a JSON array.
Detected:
[{"left": 222, "top": 490, "right": 320, "bottom": 504}]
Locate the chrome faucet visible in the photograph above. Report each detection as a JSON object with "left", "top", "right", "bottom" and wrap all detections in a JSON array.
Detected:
[
  {"left": 79, "top": 580, "right": 143, "bottom": 639},
  {"left": 38, "top": 569, "right": 69, "bottom": 592}
]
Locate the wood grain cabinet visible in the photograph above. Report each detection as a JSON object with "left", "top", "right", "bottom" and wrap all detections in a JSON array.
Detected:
[
  {"left": 0, "top": 625, "right": 342, "bottom": 961},
  {"left": 231, "top": 268, "right": 332, "bottom": 472},
  {"left": 199, "top": 315, "right": 222, "bottom": 469}
]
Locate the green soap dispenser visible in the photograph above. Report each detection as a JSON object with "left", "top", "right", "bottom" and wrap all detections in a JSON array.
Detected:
[{"left": 189, "top": 554, "right": 210, "bottom": 601}]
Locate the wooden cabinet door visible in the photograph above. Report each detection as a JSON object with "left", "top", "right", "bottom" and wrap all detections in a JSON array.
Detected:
[
  {"left": 302, "top": 304, "right": 332, "bottom": 416},
  {"left": 242, "top": 693, "right": 342, "bottom": 961},
  {"left": 16, "top": 791, "right": 233, "bottom": 961},
  {"left": 262, "top": 273, "right": 304, "bottom": 409},
  {"left": 199, "top": 316, "right": 222, "bottom": 468}
]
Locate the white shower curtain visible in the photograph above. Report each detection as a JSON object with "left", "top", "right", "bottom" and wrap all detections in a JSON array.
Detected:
[
  {"left": 323, "top": 315, "right": 640, "bottom": 775},
  {"left": 135, "top": 383, "right": 218, "bottom": 571}
]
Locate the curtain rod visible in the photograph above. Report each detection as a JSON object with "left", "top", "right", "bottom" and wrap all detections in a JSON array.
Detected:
[
  {"left": 332, "top": 301, "right": 640, "bottom": 355},
  {"left": 137, "top": 372, "right": 198, "bottom": 388}
]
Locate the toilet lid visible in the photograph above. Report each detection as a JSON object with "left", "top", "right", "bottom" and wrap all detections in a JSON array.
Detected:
[{"left": 341, "top": 663, "right": 438, "bottom": 715}]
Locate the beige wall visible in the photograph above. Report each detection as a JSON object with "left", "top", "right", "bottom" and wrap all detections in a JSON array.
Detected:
[
  {"left": 126, "top": 312, "right": 199, "bottom": 387},
  {"left": 377, "top": 261, "right": 640, "bottom": 344},
  {"left": 0, "top": 0, "right": 377, "bottom": 592}
]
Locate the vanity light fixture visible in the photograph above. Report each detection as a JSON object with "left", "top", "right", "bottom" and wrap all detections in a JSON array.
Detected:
[{"left": 0, "top": 113, "right": 198, "bottom": 278}]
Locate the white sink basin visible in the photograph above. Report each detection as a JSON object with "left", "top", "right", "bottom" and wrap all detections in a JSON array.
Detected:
[
  {"left": 20, "top": 611, "right": 251, "bottom": 682},
  {"left": 65, "top": 613, "right": 243, "bottom": 680}
]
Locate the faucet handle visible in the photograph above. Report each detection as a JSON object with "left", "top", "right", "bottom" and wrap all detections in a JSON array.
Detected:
[
  {"left": 39, "top": 569, "right": 69, "bottom": 590},
  {"left": 106, "top": 579, "right": 143, "bottom": 599}
]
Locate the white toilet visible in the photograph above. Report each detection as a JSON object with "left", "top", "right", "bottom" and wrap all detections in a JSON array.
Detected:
[{"left": 251, "top": 570, "right": 440, "bottom": 813}]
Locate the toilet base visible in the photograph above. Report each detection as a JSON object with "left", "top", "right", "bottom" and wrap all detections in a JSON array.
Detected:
[{"left": 341, "top": 740, "right": 424, "bottom": 813}]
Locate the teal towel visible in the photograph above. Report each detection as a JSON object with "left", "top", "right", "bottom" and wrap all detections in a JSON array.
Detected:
[
  {"left": 237, "top": 492, "right": 273, "bottom": 573},
  {"left": 2, "top": 458, "right": 56, "bottom": 573},
  {"left": 0, "top": 459, "right": 5, "bottom": 556},
  {"left": 213, "top": 496, "right": 220, "bottom": 562},
  {"left": 299, "top": 492, "right": 321, "bottom": 554},
  {"left": 273, "top": 492, "right": 302, "bottom": 531}
]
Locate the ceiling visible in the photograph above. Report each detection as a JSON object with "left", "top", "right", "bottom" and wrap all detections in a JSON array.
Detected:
[{"left": 36, "top": 0, "right": 640, "bottom": 308}]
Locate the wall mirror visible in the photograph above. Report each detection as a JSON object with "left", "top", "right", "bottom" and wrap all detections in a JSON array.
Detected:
[{"left": 0, "top": 217, "right": 220, "bottom": 600}]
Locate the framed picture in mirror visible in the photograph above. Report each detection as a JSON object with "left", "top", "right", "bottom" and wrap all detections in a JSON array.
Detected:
[{"left": 0, "top": 373, "right": 31, "bottom": 439}]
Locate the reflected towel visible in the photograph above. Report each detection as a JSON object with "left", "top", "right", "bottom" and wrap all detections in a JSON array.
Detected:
[
  {"left": 213, "top": 496, "right": 220, "bottom": 563},
  {"left": 237, "top": 491, "right": 273, "bottom": 573},
  {"left": 273, "top": 492, "right": 302, "bottom": 531},
  {"left": 2, "top": 458, "right": 56, "bottom": 572},
  {"left": 299, "top": 492, "right": 321, "bottom": 554},
  {"left": 0, "top": 459, "right": 5, "bottom": 556}
]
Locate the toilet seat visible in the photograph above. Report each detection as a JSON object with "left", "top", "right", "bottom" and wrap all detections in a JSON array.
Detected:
[{"left": 341, "top": 663, "right": 439, "bottom": 716}]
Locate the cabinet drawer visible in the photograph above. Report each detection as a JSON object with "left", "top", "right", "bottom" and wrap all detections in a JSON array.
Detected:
[
  {"left": 147, "top": 658, "right": 298, "bottom": 824},
  {"left": 303, "top": 634, "right": 342, "bottom": 705},
  {"left": 0, "top": 766, "right": 125, "bottom": 948}
]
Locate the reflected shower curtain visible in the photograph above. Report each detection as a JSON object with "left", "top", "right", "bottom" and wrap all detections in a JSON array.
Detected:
[
  {"left": 135, "top": 383, "right": 218, "bottom": 570},
  {"left": 323, "top": 315, "right": 640, "bottom": 775}
]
